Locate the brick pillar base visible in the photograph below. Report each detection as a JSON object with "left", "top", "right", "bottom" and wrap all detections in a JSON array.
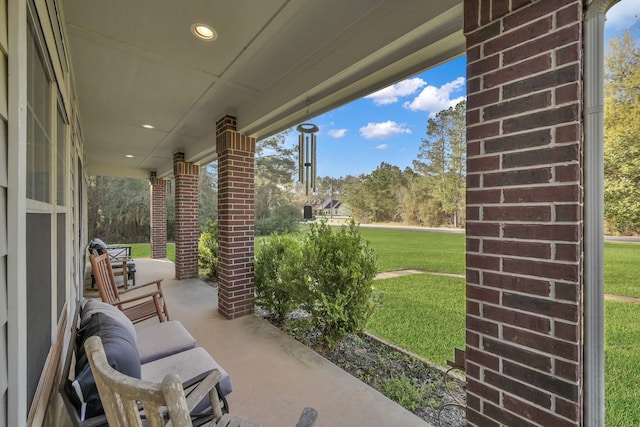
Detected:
[
  {"left": 216, "top": 115, "right": 256, "bottom": 319},
  {"left": 464, "top": 1, "right": 584, "bottom": 426},
  {"left": 174, "top": 152, "right": 199, "bottom": 279},
  {"left": 150, "top": 174, "right": 167, "bottom": 259}
]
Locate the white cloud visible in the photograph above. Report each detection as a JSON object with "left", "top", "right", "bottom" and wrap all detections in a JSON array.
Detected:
[
  {"left": 328, "top": 128, "right": 347, "bottom": 138},
  {"left": 365, "top": 78, "right": 426, "bottom": 106},
  {"left": 403, "top": 77, "right": 466, "bottom": 115},
  {"left": 374, "top": 144, "right": 389, "bottom": 150},
  {"left": 606, "top": 0, "right": 640, "bottom": 31},
  {"left": 359, "top": 121, "right": 411, "bottom": 139}
]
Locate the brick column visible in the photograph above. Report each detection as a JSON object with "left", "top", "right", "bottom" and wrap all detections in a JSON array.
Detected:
[
  {"left": 150, "top": 173, "right": 168, "bottom": 259},
  {"left": 173, "top": 152, "right": 200, "bottom": 279},
  {"left": 464, "top": 1, "right": 584, "bottom": 426},
  {"left": 216, "top": 115, "right": 256, "bottom": 319}
]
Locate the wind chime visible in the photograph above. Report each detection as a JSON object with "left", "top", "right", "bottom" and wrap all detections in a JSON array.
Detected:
[{"left": 297, "top": 122, "right": 318, "bottom": 219}]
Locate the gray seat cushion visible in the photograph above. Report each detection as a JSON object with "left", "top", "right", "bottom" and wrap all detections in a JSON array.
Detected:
[
  {"left": 141, "top": 347, "right": 233, "bottom": 413},
  {"left": 135, "top": 320, "right": 196, "bottom": 364}
]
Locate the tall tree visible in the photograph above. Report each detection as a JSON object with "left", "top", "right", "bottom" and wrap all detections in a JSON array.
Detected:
[
  {"left": 604, "top": 30, "right": 640, "bottom": 233},
  {"left": 413, "top": 100, "right": 466, "bottom": 227},
  {"left": 343, "top": 163, "right": 408, "bottom": 223},
  {"left": 255, "top": 130, "right": 297, "bottom": 219}
]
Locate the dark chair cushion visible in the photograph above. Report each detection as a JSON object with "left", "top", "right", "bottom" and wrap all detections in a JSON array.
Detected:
[
  {"left": 89, "top": 238, "right": 108, "bottom": 255},
  {"left": 71, "top": 312, "right": 141, "bottom": 420}
]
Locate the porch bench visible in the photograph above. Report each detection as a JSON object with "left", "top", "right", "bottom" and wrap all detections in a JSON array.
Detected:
[
  {"left": 89, "top": 239, "right": 136, "bottom": 288},
  {"left": 60, "top": 299, "right": 232, "bottom": 426}
]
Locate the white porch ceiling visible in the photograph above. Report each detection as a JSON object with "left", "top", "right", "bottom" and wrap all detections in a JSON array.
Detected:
[{"left": 61, "top": 0, "right": 465, "bottom": 178}]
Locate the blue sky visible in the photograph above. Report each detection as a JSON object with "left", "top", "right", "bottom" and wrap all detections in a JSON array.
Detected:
[{"left": 284, "top": 0, "right": 640, "bottom": 179}]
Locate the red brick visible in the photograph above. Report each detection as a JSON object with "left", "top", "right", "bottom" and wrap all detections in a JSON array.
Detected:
[
  {"left": 555, "top": 243, "right": 579, "bottom": 262},
  {"left": 464, "top": 0, "right": 481, "bottom": 34},
  {"left": 467, "top": 173, "right": 481, "bottom": 189},
  {"left": 467, "top": 254, "right": 501, "bottom": 271},
  {"left": 468, "top": 87, "right": 500, "bottom": 109},
  {"left": 502, "top": 223, "right": 579, "bottom": 241},
  {"left": 503, "top": 0, "right": 568, "bottom": 31},
  {"left": 466, "top": 221, "right": 501, "bottom": 237},
  {"left": 556, "top": 43, "right": 580, "bottom": 66},
  {"left": 556, "top": 82, "right": 580, "bottom": 104},
  {"left": 467, "top": 408, "right": 500, "bottom": 427},
  {"left": 468, "top": 155, "right": 500, "bottom": 173},
  {"left": 467, "top": 284, "right": 501, "bottom": 304},
  {"left": 466, "top": 189, "right": 501, "bottom": 204},
  {"left": 503, "top": 104, "right": 578, "bottom": 134},
  {"left": 484, "top": 370, "right": 552, "bottom": 408},
  {"left": 485, "top": 54, "right": 552, "bottom": 89},
  {"left": 503, "top": 258, "right": 579, "bottom": 282},
  {"left": 503, "top": 394, "right": 576, "bottom": 427},
  {"left": 503, "top": 25, "right": 580, "bottom": 65},
  {"left": 468, "top": 122, "right": 500, "bottom": 140},
  {"left": 555, "top": 320, "right": 580, "bottom": 342},
  {"left": 484, "top": 129, "right": 551, "bottom": 154},
  {"left": 483, "top": 304, "right": 551, "bottom": 334},
  {"left": 467, "top": 378, "right": 500, "bottom": 404},
  {"left": 466, "top": 20, "right": 501, "bottom": 46},
  {"left": 484, "top": 401, "right": 537, "bottom": 427},
  {"left": 467, "top": 205, "right": 480, "bottom": 221},
  {"left": 556, "top": 396, "right": 579, "bottom": 421},
  {"left": 467, "top": 315, "right": 499, "bottom": 337},
  {"left": 483, "top": 238, "right": 551, "bottom": 258},
  {"left": 483, "top": 271, "right": 551, "bottom": 296},
  {"left": 555, "top": 359, "right": 579, "bottom": 382},
  {"left": 503, "top": 327, "right": 579, "bottom": 362},
  {"left": 467, "top": 236, "right": 481, "bottom": 251},
  {"left": 556, "top": 3, "right": 581, "bottom": 28},
  {"left": 467, "top": 330, "right": 480, "bottom": 348},
  {"left": 484, "top": 92, "right": 552, "bottom": 121},
  {"left": 503, "top": 292, "right": 578, "bottom": 321},
  {"left": 555, "top": 282, "right": 579, "bottom": 301},
  {"left": 503, "top": 64, "right": 579, "bottom": 99},
  {"left": 555, "top": 164, "right": 579, "bottom": 182},
  {"left": 484, "top": 16, "right": 552, "bottom": 56},
  {"left": 483, "top": 168, "right": 552, "bottom": 187},
  {"left": 503, "top": 184, "right": 579, "bottom": 203}
]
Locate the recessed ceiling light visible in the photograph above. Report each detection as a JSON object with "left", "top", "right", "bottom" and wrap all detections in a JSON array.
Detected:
[
  {"left": 125, "top": 154, "right": 134, "bottom": 158},
  {"left": 142, "top": 124, "right": 155, "bottom": 129},
  {"left": 191, "top": 23, "right": 217, "bottom": 41}
]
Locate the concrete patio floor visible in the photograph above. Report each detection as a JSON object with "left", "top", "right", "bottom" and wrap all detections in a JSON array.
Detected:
[{"left": 97, "top": 258, "right": 431, "bottom": 427}]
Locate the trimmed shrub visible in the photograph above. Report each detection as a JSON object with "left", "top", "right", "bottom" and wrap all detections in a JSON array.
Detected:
[
  {"left": 198, "top": 221, "right": 219, "bottom": 278},
  {"left": 301, "top": 221, "right": 378, "bottom": 347},
  {"left": 254, "top": 233, "right": 305, "bottom": 321}
]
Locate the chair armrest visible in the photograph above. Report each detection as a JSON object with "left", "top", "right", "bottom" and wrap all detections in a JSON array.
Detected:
[
  {"left": 117, "top": 289, "right": 162, "bottom": 305},
  {"left": 183, "top": 370, "right": 223, "bottom": 414},
  {"left": 121, "top": 279, "right": 163, "bottom": 293}
]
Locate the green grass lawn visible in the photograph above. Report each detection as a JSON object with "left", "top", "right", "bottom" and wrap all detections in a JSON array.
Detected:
[
  {"left": 358, "top": 228, "right": 466, "bottom": 274},
  {"left": 605, "top": 300, "right": 640, "bottom": 426},
  {"left": 605, "top": 241, "right": 640, "bottom": 297},
  {"left": 367, "top": 274, "right": 466, "bottom": 367},
  {"left": 128, "top": 243, "right": 175, "bottom": 262}
]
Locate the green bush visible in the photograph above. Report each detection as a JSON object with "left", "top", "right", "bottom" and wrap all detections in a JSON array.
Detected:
[
  {"left": 254, "top": 233, "right": 305, "bottom": 321},
  {"left": 301, "top": 220, "right": 378, "bottom": 347},
  {"left": 198, "top": 221, "right": 219, "bottom": 278},
  {"left": 254, "top": 220, "right": 378, "bottom": 347}
]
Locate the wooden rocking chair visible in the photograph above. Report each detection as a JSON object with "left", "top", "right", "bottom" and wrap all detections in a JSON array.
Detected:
[
  {"left": 89, "top": 251, "right": 170, "bottom": 323},
  {"left": 84, "top": 335, "right": 260, "bottom": 427}
]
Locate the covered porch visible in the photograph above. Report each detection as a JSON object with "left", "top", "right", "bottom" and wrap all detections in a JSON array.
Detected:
[{"left": 72, "top": 258, "right": 428, "bottom": 427}]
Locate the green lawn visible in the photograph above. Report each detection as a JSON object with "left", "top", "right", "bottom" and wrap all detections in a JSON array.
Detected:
[
  {"left": 605, "top": 300, "right": 640, "bottom": 426},
  {"left": 367, "top": 274, "right": 466, "bottom": 366},
  {"left": 358, "top": 228, "right": 466, "bottom": 274},
  {"left": 128, "top": 242, "right": 175, "bottom": 262},
  {"left": 605, "top": 241, "right": 640, "bottom": 297}
]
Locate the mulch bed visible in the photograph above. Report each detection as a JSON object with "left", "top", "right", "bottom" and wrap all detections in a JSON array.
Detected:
[{"left": 260, "top": 312, "right": 466, "bottom": 426}]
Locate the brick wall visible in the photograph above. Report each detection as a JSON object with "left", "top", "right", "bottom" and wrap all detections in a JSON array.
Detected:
[
  {"left": 174, "top": 152, "right": 200, "bottom": 279},
  {"left": 464, "top": 1, "right": 584, "bottom": 425},
  {"left": 150, "top": 175, "right": 168, "bottom": 259},
  {"left": 216, "top": 115, "right": 256, "bottom": 319}
]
